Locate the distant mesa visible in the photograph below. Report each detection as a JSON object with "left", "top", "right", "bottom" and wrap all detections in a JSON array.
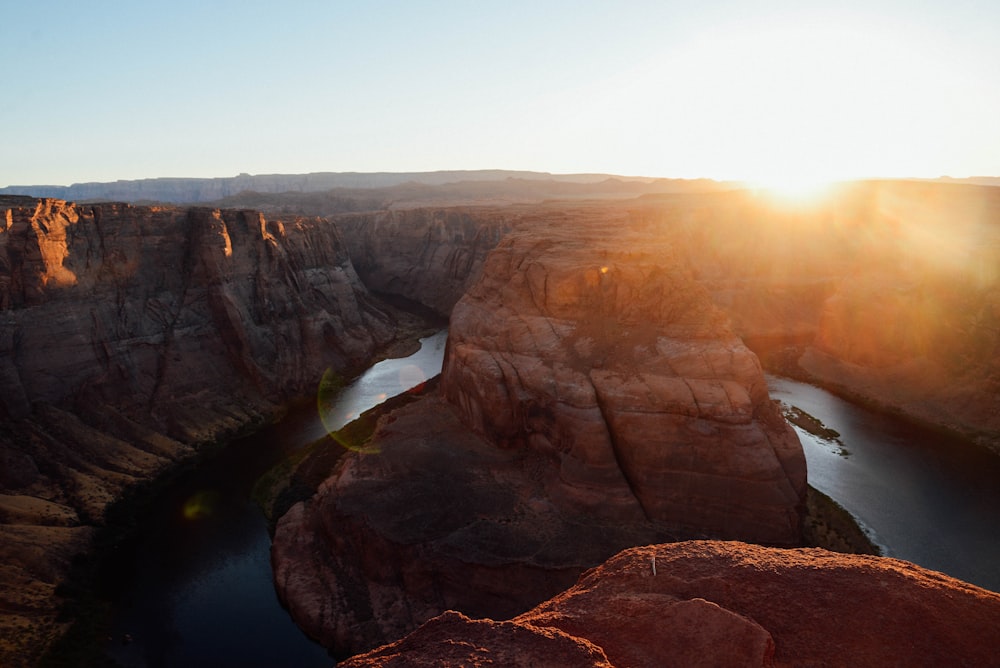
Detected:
[{"left": 0, "top": 170, "right": 732, "bottom": 205}]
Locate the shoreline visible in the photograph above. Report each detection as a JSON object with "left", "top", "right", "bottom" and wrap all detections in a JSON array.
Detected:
[
  {"left": 753, "top": 343, "right": 1000, "bottom": 460},
  {"left": 31, "top": 305, "right": 441, "bottom": 666}
]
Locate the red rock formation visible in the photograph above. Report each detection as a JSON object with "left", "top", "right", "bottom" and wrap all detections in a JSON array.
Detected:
[
  {"left": 441, "top": 208, "right": 806, "bottom": 545},
  {"left": 336, "top": 208, "right": 516, "bottom": 316},
  {"left": 272, "top": 395, "right": 643, "bottom": 657},
  {"left": 0, "top": 196, "right": 395, "bottom": 666},
  {"left": 800, "top": 182, "right": 1000, "bottom": 448},
  {"left": 273, "top": 208, "right": 807, "bottom": 657},
  {"left": 344, "top": 541, "right": 1000, "bottom": 668}
]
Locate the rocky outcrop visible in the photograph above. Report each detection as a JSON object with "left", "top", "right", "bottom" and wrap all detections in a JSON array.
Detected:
[
  {"left": 336, "top": 208, "right": 516, "bottom": 316},
  {"left": 0, "top": 196, "right": 395, "bottom": 666},
  {"left": 272, "top": 394, "right": 676, "bottom": 657},
  {"left": 344, "top": 540, "right": 1000, "bottom": 667},
  {"left": 273, "top": 207, "right": 806, "bottom": 657},
  {"left": 798, "top": 182, "right": 1000, "bottom": 448},
  {"left": 627, "top": 182, "right": 1000, "bottom": 451},
  {"left": 441, "top": 208, "right": 806, "bottom": 544}
]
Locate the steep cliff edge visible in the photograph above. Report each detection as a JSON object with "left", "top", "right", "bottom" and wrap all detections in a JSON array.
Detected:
[
  {"left": 344, "top": 540, "right": 1000, "bottom": 667},
  {"left": 272, "top": 208, "right": 806, "bottom": 657},
  {"left": 0, "top": 196, "right": 395, "bottom": 666},
  {"left": 336, "top": 208, "right": 516, "bottom": 316},
  {"left": 798, "top": 182, "right": 1000, "bottom": 449},
  {"left": 441, "top": 209, "right": 806, "bottom": 543}
]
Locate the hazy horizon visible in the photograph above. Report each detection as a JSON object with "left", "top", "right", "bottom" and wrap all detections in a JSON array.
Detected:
[{"left": 6, "top": 1, "right": 1000, "bottom": 189}]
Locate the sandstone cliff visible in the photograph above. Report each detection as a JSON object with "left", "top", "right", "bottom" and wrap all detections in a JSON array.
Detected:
[
  {"left": 441, "top": 209, "right": 806, "bottom": 543},
  {"left": 0, "top": 196, "right": 395, "bottom": 666},
  {"left": 631, "top": 182, "right": 1000, "bottom": 450},
  {"left": 273, "top": 207, "right": 807, "bottom": 657},
  {"left": 798, "top": 182, "right": 1000, "bottom": 448},
  {"left": 343, "top": 540, "right": 1000, "bottom": 667},
  {"left": 336, "top": 208, "right": 516, "bottom": 316}
]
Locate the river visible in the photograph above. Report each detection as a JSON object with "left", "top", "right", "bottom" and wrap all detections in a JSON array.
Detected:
[
  {"left": 101, "top": 331, "right": 449, "bottom": 668},
  {"left": 768, "top": 374, "right": 1000, "bottom": 593},
  {"left": 97, "top": 339, "right": 1000, "bottom": 666}
]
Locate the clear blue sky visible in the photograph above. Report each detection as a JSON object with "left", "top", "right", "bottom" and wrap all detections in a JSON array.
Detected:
[{"left": 4, "top": 0, "right": 999, "bottom": 186}]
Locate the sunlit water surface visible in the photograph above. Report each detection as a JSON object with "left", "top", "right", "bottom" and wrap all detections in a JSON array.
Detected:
[
  {"left": 768, "top": 374, "right": 1000, "bottom": 592},
  {"left": 102, "top": 331, "right": 448, "bottom": 667}
]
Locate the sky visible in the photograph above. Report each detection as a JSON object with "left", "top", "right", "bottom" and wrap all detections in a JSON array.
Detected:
[{"left": 4, "top": 0, "right": 1000, "bottom": 187}]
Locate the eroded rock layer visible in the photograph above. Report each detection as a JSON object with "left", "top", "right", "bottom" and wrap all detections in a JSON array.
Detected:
[
  {"left": 336, "top": 208, "right": 516, "bottom": 316},
  {"left": 0, "top": 196, "right": 394, "bottom": 666},
  {"left": 441, "top": 209, "right": 806, "bottom": 544},
  {"left": 344, "top": 540, "right": 1000, "bottom": 668},
  {"left": 273, "top": 209, "right": 807, "bottom": 657}
]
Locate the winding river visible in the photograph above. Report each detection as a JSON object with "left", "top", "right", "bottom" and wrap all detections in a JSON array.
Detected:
[
  {"left": 768, "top": 374, "right": 1000, "bottom": 592},
  {"left": 96, "top": 338, "right": 1000, "bottom": 666},
  {"left": 101, "top": 331, "right": 449, "bottom": 668}
]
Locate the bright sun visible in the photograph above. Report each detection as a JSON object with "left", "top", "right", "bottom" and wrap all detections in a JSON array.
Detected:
[
  {"left": 750, "top": 174, "right": 838, "bottom": 203},
  {"left": 612, "top": 12, "right": 979, "bottom": 184}
]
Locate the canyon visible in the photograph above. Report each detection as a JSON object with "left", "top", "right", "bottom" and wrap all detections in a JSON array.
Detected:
[
  {"left": 2, "top": 175, "right": 999, "bottom": 666},
  {"left": 272, "top": 206, "right": 808, "bottom": 656},
  {"left": 0, "top": 195, "right": 397, "bottom": 665}
]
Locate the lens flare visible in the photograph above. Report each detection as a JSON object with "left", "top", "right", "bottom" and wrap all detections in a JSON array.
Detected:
[
  {"left": 316, "top": 367, "right": 381, "bottom": 453},
  {"left": 397, "top": 364, "right": 426, "bottom": 393},
  {"left": 182, "top": 490, "right": 220, "bottom": 520}
]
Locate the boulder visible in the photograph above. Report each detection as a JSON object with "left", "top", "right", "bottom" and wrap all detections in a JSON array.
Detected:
[{"left": 344, "top": 541, "right": 1000, "bottom": 668}]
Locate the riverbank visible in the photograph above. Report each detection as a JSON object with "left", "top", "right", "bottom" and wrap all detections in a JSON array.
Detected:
[
  {"left": 264, "top": 379, "right": 881, "bottom": 561},
  {"left": 30, "top": 305, "right": 441, "bottom": 667},
  {"left": 753, "top": 343, "right": 1000, "bottom": 458}
]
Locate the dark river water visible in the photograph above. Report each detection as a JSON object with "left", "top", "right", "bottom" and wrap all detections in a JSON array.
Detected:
[
  {"left": 98, "top": 340, "right": 1000, "bottom": 666},
  {"left": 101, "top": 331, "right": 448, "bottom": 668}
]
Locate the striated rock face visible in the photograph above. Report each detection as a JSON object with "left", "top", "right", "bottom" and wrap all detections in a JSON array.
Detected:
[
  {"left": 0, "top": 196, "right": 393, "bottom": 435},
  {"left": 273, "top": 209, "right": 806, "bottom": 658},
  {"left": 441, "top": 209, "right": 806, "bottom": 544},
  {"left": 271, "top": 393, "right": 670, "bottom": 657},
  {"left": 0, "top": 195, "right": 394, "bottom": 666},
  {"left": 336, "top": 208, "right": 516, "bottom": 316},
  {"left": 344, "top": 541, "right": 1000, "bottom": 668}
]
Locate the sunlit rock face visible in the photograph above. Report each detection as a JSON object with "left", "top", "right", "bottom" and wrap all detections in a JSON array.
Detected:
[
  {"left": 799, "top": 182, "right": 1000, "bottom": 449},
  {"left": 343, "top": 540, "right": 1000, "bottom": 668},
  {"left": 441, "top": 210, "right": 806, "bottom": 545},
  {"left": 0, "top": 196, "right": 393, "bottom": 665},
  {"left": 0, "top": 197, "right": 392, "bottom": 435}
]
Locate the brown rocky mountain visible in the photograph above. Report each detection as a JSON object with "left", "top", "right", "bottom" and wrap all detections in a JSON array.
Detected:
[
  {"left": 343, "top": 540, "right": 1000, "bottom": 667},
  {"left": 272, "top": 207, "right": 807, "bottom": 656},
  {"left": 0, "top": 196, "right": 396, "bottom": 665}
]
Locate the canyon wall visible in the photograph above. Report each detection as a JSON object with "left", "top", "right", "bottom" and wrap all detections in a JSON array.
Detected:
[
  {"left": 0, "top": 196, "right": 394, "bottom": 666},
  {"left": 440, "top": 208, "right": 806, "bottom": 543},
  {"left": 273, "top": 206, "right": 807, "bottom": 657},
  {"left": 336, "top": 208, "right": 517, "bottom": 316},
  {"left": 338, "top": 184, "right": 1000, "bottom": 450},
  {"left": 343, "top": 540, "right": 1000, "bottom": 668}
]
